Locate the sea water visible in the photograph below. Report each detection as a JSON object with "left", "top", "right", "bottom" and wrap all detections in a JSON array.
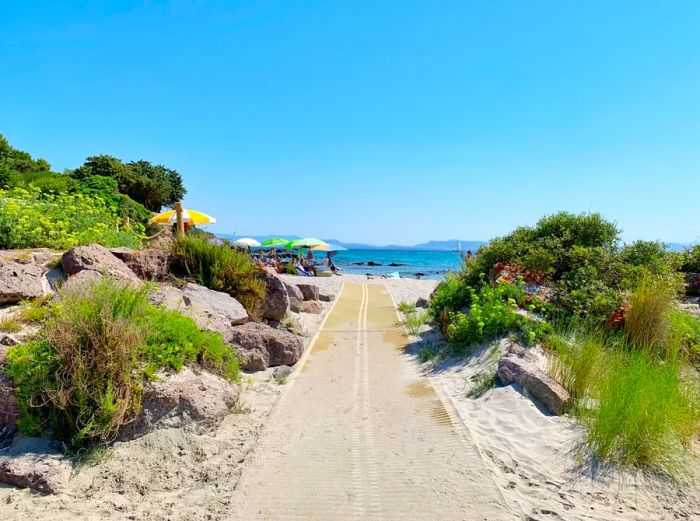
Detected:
[{"left": 323, "top": 249, "right": 463, "bottom": 279}]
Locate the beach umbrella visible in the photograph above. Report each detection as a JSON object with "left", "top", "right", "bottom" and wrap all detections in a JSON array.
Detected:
[
  {"left": 149, "top": 208, "right": 217, "bottom": 225},
  {"left": 310, "top": 242, "right": 348, "bottom": 252},
  {"left": 261, "top": 238, "right": 289, "bottom": 248},
  {"left": 284, "top": 238, "right": 328, "bottom": 250},
  {"left": 233, "top": 237, "right": 262, "bottom": 248}
]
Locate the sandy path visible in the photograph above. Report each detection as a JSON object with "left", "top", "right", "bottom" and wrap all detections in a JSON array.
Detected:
[{"left": 234, "top": 283, "right": 518, "bottom": 520}]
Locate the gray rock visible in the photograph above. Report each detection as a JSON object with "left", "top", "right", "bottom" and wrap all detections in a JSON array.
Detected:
[
  {"left": 497, "top": 356, "right": 571, "bottom": 415},
  {"left": 61, "top": 244, "right": 141, "bottom": 285},
  {"left": 110, "top": 248, "right": 173, "bottom": 280},
  {"left": 0, "top": 259, "right": 46, "bottom": 304},
  {"left": 0, "top": 437, "right": 73, "bottom": 494},
  {"left": 260, "top": 270, "right": 290, "bottom": 321},
  {"left": 120, "top": 367, "right": 239, "bottom": 440},
  {"left": 236, "top": 347, "right": 269, "bottom": 372},
  {"left": 319, "top": 293, "right": 335, "bottom": 302},
  {"left": 150, "top": 283, "right": 248, "bottom": 334},
  {"left": 415, "top": 297, "right": 429, "bottom": 308},
  {"left": 273, "top": 365, "right": 293, "bottom": 379},
  {"left": 283, "top": 282, "right": 304, "bottom": 313},
  {"left": 60, "top": 269, "right": 104, "bottom": 293},
  {"left": 227, "top": 322, "right": 304, "bottom": 370},
  {"left": 296, "top": 283, "right": 320, "bottom": 301},
  {"left": 299, "top": 300, "right": 323, "bottom": 314}
]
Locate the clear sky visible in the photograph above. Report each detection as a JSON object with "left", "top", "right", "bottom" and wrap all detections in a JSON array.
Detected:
[{"left": 2, "top": 1, "right": 699, "bottom": 245}]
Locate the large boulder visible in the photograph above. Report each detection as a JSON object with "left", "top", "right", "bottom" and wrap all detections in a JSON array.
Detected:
[
  {"left": 60, "top": 269, "right": 104, "bottom": 293},
  {"left": 110, "top": 248, "right": 173, "bottom": 280},
  {"left": 227, "top": 322, "right": 304, "bottom": 371},
  {"left": 61, "top": 244, "right": 141, "bottom": 285},
  {"left": 296, "top": 283, "right": 320, "bottom": 301},
  {"left": 120, "top": 367, "right": 239, "bottom": 440},
  {"left": 283, "top": 282, "right": 304, "bottom": 313},
  {"left": 0, "top": 259, "right": 46, "bottom": 304},
  {"left": 0, "top": 438, "right": 73, "bottom": 494},
  {"left": 150, "top": 283, "right": 248, "bottom": 334},
  {"left": 497, "top": 356, "right": 570, "bottom": 415},
  {"left": 260, "top": 270, "right": 290, "bottom": 321}
]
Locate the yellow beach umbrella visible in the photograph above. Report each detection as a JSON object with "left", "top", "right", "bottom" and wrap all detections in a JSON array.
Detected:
[{"left": 149, "top": 208, "right": 217, "bottom": 225}]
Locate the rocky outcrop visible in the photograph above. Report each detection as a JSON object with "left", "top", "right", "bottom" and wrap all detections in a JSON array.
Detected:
[
  {"left": 110, "top": 248, "right": 173, "bottom": 280},
  {"left": 0, "top": 438, "right": 72, "bottom": 494},
  {"left": 228, "top": 322, "right": 304, "bottom": 371},
  {"left": 299, "top": 300, "right": 323, "bottom": 314},
  {"left": 284, "top": 282, "right": 304, "bottom": 313},
  {"left": 0, "top": 259, "right": 45, "bottom": 304},
  {"left": 150, "top": 283, "right": 248, "bottom": 334},
  {"left": 686, "top": 273, "right": 700, "bottom": 296},
  {"left": 120, "top": 367, "right": 239, "bottom": 440},
  {"left": 61, "top": 244, "right": 141, "bottom": 285},
  {"left": 497, "top": 352, "right": 570, "bottom": 415},
  {"left": 260, "top": 270, "right": 290, "bottom": 321},
  {"left": 296, "top": 283, "right": 319, "bottom": 301}
]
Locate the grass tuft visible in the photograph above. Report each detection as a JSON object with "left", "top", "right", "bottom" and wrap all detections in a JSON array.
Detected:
[{"left": 0, "top": 317, "right": 22, "bottom": 333}]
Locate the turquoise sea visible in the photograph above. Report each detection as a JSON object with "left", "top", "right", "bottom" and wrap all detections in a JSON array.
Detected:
[{"left": 328, "top": 249, "right": 463, "bottom": 279}]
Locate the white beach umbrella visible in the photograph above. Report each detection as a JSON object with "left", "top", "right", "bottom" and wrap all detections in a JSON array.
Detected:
[{"left": 233, "top": 237, "right": 262, "bottom": 248}]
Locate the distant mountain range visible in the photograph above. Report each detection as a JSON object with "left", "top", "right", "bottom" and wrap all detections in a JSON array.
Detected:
[
  {"left": 217, "top": 234, "right": 486, "bottom": 251},
  {"left": 217, "top": 233, "right": 696, "bottom": 253}
]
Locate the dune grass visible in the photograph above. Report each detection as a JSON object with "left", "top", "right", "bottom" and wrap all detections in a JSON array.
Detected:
[
  {"left": 5, "top": 277, "right": 238, "bottom": 449},
  {"left": 0, "top": 316, "right": 22, "bottom": 333},
  {"left": 584, "top": 347, "right": 699, "bottom": 475},
  {"left": 171, "top": 235, "right": 266, "bottom": 315}
]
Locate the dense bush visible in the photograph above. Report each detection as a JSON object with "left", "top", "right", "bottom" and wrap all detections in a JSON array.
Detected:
[
  {"left": 681, "top": 245, "right": 700, "bottom": 273},
  {"left": 0, "top": 186, "right": 144, "bottom": 249},
  {"left": 171, "top": 235, "right": 266, "bottom": 315},
  {"left": 5, "top": 278, "right": 238, "bottom": 448}
]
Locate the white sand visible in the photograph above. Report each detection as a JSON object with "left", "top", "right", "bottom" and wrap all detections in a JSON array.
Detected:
[{"left": 425, "top": 340, "right": 700, "bottom": 520}]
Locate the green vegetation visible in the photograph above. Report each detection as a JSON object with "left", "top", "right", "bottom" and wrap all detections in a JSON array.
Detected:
[
  {"left": 4, "top": 278, "right": 238, "bottom": 449},
  {"left": 0, "top": 317, "right": 21, "bottom": 333},
  {"left": 397, "top": 301, "right": 417, "bottom": 314},
  {"left": 446, "top": 282, "right": 551, "bottom": 353},
  {"left": 429, "top": 212, "right": 700, "bottom": 475},
  {"left": 401, "top": 309, "right": 430, "bottom": 336},
  {"left": 70, "top": 155, "right": 185, "bottom": 212},
  {"left": 0, "top": 186, "right": 143, "bottom": 249},
  {"left": 171, "top": 235, "right": 266, "bottom": 315}
]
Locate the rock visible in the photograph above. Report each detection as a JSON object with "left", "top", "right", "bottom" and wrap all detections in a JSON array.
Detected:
[
  {"left": 296, "top": 283, "right": 320, "bottom": 301},
  {"left": 686, "top": 273, "right": 700, "bottom": 296},
  {"left": 60, "top": 269, "right": 104, "bottom": 293},
  {"left": 61, "top": 244, "right": 141, "bottom": 285},
  {"left": 0, "top": 334, "right": 20, "bottom": 347},
  {"left": 367, "top": 261, "right": 383, "bottom": 266},
  {"left": 150, "top": 283, "right": 248, "bottom": 334},
  {"left": 0, "top": 372, "right": 19, "bottom": 449},
  {"left": 415, "top": 297, "right": 429, "bottom": 308},
  {"left": 319, "top": 293, "right": 335, "bottom": 302},
  {"left": 120, "top": 367, "right": 239, "bottom": 440},
  {"left": 283, "top": 282, "right": 304, "bottom": 313},
  {"left": 497, "top": 356, "right": 570, "bottom": 415},
  {"left": 299, "top": 300, "right": 323, "bottom": 314},
  {"left": 236, "top": 347, "right": 269, "bottom": 371},
  {"left": 388, "top": 263, "right": 405, "bottom": 267},
  {"left": 110, "top": 248, "right": 173, "bottom": 280},
  {"left": 0, "top": 259, "right": 46, "bottom": 304},
  {"left": 0, "top": 438, "right": 72, "bottom": 494},
  {"left": 273, "top": 365, "right": 293, "bottom": 379},
  {"left": 260, "top": 270, "right": 290, "bottom": 321},
  {"left": 227, "top": 322, "right": 304, "bottom": 370}
]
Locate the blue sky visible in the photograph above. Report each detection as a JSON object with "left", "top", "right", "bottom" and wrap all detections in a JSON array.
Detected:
[{"left": 2, "top": 1, "right": 699, "bottom": 245}]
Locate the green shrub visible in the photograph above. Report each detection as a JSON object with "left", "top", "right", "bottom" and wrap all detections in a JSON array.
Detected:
[
  {"left": 5, "top": 277, "right": 238, "bottom": 449},
  {"left": 430, "top": 273, "right": 472, "bottom": 334},
  {"left": 144, "top": 306, "right": 239, "bottom": 381},
  {"left": 584, "top": 348, "right": 699, "bottom": 476},
  {"left": 446, "top": 282, "right": 549, "bottom": 352},
  {"left": 0, "top": 186, "right": 144, "bottom": 249},
  {"left": 669, "top": 310, "right": 700, "bottom": 366},
  {"left": 171, "top": 235, "right": 266, "bottom": 314},
  {"left": 681, "top": 245, "right": 700, "bottom": 273}
]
